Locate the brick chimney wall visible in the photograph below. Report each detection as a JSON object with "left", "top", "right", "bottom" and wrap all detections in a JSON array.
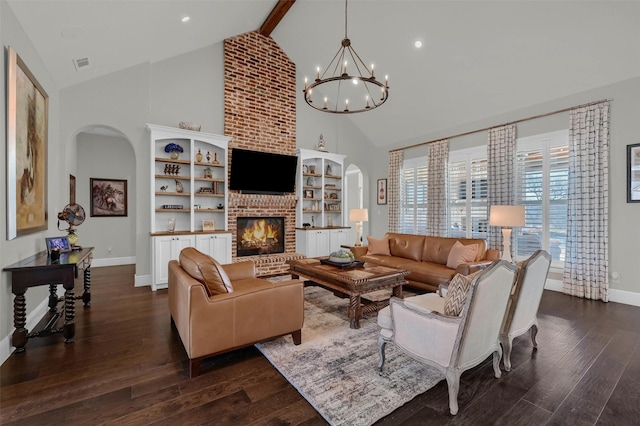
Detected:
[{"left": 224, "top": 31, "right": 301, "bottom": 276}]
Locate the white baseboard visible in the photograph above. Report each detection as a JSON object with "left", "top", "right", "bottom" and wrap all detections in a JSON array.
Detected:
[
  {"left": 91, "top": 256, "right": 135, "bottom": 268},
  {"left": 135, "top": 274, "right": 152, "bottom": 287},
  {"left": 545, "top": 278, "right": 640, "bottom": 307}
]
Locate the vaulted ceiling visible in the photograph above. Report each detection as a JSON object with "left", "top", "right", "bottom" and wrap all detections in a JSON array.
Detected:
[{"left": 7, "top": 0, "right": 640, "bottom": 147}]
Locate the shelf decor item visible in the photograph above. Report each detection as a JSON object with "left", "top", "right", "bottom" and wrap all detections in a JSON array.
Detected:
[
  {"left": 196, "top": 149, "right": 202, "bottom": 162},
  {"left": 164, "top": 143, "right": 184, "bottom": 159},
  {"left": 178, "top": 121, "right": 201, "bottom": 131}
]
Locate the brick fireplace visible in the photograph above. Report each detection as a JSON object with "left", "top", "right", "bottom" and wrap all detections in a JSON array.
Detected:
[{"left": 224, "top": 31, "right": 302, "bottom": 276}]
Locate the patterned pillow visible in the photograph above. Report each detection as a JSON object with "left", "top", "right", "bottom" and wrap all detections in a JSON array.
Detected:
[{"left": 443, "top": 272, "right": 477, "bottom": 316}]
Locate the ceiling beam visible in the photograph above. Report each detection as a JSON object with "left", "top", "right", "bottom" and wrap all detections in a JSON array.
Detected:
[{"left": 259, "top": 0, "right": 296, "bottom": 37}]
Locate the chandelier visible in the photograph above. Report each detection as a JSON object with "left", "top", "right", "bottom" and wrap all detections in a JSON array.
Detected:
[{"left": 303, "top": 0, "right": 389, "bottom": 114}]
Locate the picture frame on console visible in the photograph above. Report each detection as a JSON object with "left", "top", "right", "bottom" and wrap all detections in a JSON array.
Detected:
[
  {"left": 628, "top": 143, "right": 640, "bottom": 203},
  {"left": 202, "top": 219, "right": 215, "bottom": 231},
  {"left": 6, "top": 47, "right": 49, "bottom": 240}
]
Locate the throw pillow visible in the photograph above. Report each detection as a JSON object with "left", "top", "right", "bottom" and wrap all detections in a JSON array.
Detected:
[
  {"left": 443, "top": 272, "right": 478, "bottom": 316},
  {"left": 367, "top": 236, "right": 391, "bottom": 256},
  {"left": 179, "top": 247, "right": 234, "bottom": 296},
  {"left": 446, "top": 241, "right": 479, "bottom": 269}
]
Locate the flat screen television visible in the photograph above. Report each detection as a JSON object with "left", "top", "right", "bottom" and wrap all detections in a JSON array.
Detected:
[{"left": 229, "top": 148, "right": 298, "bottom": 194}]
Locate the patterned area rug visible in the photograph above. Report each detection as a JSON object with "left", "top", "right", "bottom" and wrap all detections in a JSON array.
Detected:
[{"left": 255, "top": 285, "right": 444, "bottom": 426}]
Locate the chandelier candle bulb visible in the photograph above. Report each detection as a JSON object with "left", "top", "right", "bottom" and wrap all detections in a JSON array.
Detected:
[
  {"left": 316, "top": 67, "right": 320, "bottom": 80},
  {"left": 324, "top": 97, "right": 328, "bottom": 109},
  {"left": 371, "top": 64, "right": 375, "bottom": 77},
  {"left": 304, "top": 77, "right": 308, "bottom": 90}
]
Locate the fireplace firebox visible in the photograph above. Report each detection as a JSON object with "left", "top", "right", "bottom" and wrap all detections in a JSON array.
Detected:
[{"left": 236, "top": 217, "right": 285, "bottom": 257}]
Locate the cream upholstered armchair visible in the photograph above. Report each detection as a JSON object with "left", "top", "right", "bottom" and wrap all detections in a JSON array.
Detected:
[
  {"left": 377, "top": 260, "right": 517, "bottom": 415},
  {"left": 499, "top": 250, "right": 551, "bottom": 371}
]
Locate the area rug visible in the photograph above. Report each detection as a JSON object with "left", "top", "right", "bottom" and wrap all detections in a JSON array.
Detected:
[{"left": 255, "top": 285, "right": 444, "bottom": 426}]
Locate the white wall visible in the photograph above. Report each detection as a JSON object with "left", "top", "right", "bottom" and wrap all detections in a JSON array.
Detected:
[
  {"left": 0, "top": 0, "right": 63, "bottom": 346},
  {"left": 76, "top": 132, "right": 136, "bottom": 261}
]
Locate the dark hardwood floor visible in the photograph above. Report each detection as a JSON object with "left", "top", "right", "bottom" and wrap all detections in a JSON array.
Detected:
[{"left": 1, "top": 265, "right": 639, "bottom": 425}]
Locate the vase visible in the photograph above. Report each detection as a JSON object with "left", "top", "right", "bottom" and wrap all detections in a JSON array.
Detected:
[
  {"left": 167, "top": 218, "right": 176, "bottom": 233},
  {"left": 170, "top": 150, "right": 180, "bottom": 160},
  {"left": 196, "top": 149, "right": 202, "bottom": 162}
]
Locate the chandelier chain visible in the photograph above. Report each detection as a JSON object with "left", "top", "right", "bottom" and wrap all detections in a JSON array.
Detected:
[{"left": 344, "top": 0, "right": 349, "bottom": 39}]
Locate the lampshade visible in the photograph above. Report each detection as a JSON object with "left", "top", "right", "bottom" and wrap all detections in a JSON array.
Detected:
[
  {"left": 489, "top": 205, "right": 525, "bottom": 227},
  {"left": 349, "top": 208, "right": 368, "bottom": 222}
]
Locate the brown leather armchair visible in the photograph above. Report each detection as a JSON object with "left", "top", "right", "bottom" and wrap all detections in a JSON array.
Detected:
[{"left": 168, "top": 248, "right": 304, "bottom": 377}]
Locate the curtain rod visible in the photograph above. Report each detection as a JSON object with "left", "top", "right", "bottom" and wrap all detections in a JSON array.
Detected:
[{"left": 389, "top": 98, "right": 612, "bottom": 153}]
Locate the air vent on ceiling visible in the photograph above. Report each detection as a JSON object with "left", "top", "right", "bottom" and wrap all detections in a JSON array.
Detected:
[{"left": 73, "top": 57, "right": 90, "bottom": 71}]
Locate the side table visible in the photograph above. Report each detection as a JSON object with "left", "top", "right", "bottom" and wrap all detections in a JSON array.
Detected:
[{"left": 3, "top": 247, "right": 94, "bottom": 353}]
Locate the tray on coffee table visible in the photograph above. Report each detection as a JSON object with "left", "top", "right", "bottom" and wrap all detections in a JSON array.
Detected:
[{"left": 320, "top": 258, "right": 365, "bottom": 269}]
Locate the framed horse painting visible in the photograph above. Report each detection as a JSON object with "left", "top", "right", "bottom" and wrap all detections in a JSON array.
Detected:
[{"left": 90, "top": 178, "right": 128, "bottom": 217}]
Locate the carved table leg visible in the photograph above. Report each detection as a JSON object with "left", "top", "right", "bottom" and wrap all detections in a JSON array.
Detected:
[
  {"left": 12, "top": 293, "right": 28, "bottom": 353},
  {"left": 82, "top": 266, "right": 91, "bottom": 307},
  {"left": 393, "top": 284, "right": 403, "bottom": 299},
  {"left": 63, "top": 289, "right": 75, "bottom": 344},
  {"left": 348, "top": 295, "right": 362, "bottom": 329},
  {"left": 48, "top": 284, "right": 59, "bottom": 312}
]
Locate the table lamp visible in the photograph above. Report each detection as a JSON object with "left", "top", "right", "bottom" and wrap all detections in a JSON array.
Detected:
[
  {"left": 489, "top": 205, "right": 525, "bottom": 262},
  {"left": 349, "top": 208, "right": 369, "bottom": 246}
]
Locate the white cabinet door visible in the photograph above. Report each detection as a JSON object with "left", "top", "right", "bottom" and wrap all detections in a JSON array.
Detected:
[
  {"left": 330, "top": 229, "right": 350, "bottom": 252},
  {"left": 195, "top": 233, "right": 232, "bottom": 264},
  {"left": 296, "top": 229, "right": 330, "bottom": 257},
  {"left": 152, "top": 234, "right": 195, "bottom": 290}
]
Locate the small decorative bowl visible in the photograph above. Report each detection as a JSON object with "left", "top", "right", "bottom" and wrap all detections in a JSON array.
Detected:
[{"left": 179, "top": 121, "right": 201, "bottom": 132}]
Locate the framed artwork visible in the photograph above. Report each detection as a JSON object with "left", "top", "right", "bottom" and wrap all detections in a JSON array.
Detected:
[
  {"left": 377, "top": 178, "right": 388, "bottom": 205},
  {"left": 305, "top": 189, "right": 314, "bottom": 199},
  {"left": 6, "top": 47, "right": 49, "bottom": 239},
  {"left": 90, "top": 178, "right": 128, "bottom": 216},
  {"left": 45, "top": 236, "right": 71, "bottom": 254},
  {"left": 70, "top": 174, "right": 76, "bottom": 204},
  {"left": 202, "top": 219, "right": 215, "bottom": 231},
  {"left": 628, "top": 143, "right": 640, "bottom": 203}
]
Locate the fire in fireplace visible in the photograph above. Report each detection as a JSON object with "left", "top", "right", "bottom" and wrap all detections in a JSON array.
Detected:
[{"left": 236, "top": 217, "right": 285, "bottom": 257}]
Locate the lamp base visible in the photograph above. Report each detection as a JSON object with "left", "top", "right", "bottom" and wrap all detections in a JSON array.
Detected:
[
  {"left": 354, "top": 222, "right": 362, "bottom": 246},
  {"left": 501, "top": 228, "right": 513, "bottom": 262}
]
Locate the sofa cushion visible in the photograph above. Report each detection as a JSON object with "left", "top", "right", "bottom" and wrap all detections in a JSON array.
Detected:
[
  {"left": 179, "top": 247, "right": 234, "bottom": 295},
  {"left": 444, "top": 273, "right": 474, "bottom": 316},
  {"left": 367, "top": 236, "right": 391, "bottom": 255},
  {"left": 387, "top": 233, "right": 425, "bottom": 262},
  {"left": 446, "top": 241, "right": 479, "bottom": 269},
  {"left": 423, "top": 236, "right": 486, "bottom": 265}
]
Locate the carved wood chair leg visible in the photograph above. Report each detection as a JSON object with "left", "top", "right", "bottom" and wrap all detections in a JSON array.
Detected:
[
  {"left": 501, "top": 336, "right": 513, "bottom": 372},
  {"left": 531, "top": 324, "right": 539, "bottom": 348},
  {"left": 377, "top": 336, "right": 387, "bottom": 371},
  {"left": 445, "top": 369, "right": 461, "bottom": 415},
  {"left": 493, "top": 349, "right": 503, "bottom": 377}
]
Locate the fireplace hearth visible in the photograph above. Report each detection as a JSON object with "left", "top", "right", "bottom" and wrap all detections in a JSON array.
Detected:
[{"left": 237, "top": 217, "right": 285, "bottom": 257}]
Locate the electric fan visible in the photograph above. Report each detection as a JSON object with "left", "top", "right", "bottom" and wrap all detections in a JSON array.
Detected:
[{"left": 57, "top": 203, "right": 86, "bottom": 246}]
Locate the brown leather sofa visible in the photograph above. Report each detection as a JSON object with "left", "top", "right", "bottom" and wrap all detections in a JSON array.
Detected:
[
  {"left": 350, "top": 233, "right": 499, "bottom": 292},
  {"left": 168, "top": 247, "right": 304, "bottom": 377}
]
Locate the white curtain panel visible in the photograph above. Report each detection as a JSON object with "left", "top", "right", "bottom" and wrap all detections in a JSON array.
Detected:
[
  {"left": 563, "top": 102, "right": 610, "bottom": 302},
  {"left": 427, "top": 139, "right": 449, "bottom": 237},
  {"left": 487, "top": 124, "right": 517, "bottom": 252},
  {"left": 388, "top": 150, "right": 404, "bottom": 233}
]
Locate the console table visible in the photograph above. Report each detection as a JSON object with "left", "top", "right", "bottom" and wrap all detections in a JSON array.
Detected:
[{"left": 3, "top": 247, "right": 93, "bottom": 353}]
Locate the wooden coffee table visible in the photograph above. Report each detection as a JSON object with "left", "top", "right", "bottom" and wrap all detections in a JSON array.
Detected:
[{"left": 289, "top": 258, "right": 409, "bottom": 329}]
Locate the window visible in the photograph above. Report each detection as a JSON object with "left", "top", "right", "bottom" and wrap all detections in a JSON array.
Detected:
[
  {"left": 514, "top": 130, "right": 569, "bottom": 266},
  {"left": 400, "top": 157, "right": 428, "bottom": 234},
  {"left": 447, "top": 147, "right": 488, "bottom": 239}
]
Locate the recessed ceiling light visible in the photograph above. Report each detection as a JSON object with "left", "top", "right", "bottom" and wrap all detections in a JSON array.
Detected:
[
  {"left": 181, "top": 16, "right": 190, "bottom": 23},
  {"left": 414, "top": 40, "right": 423, "bottom": 49}
]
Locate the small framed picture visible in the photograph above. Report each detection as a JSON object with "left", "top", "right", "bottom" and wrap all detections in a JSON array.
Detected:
[
  {"left": 305, "top": 189, "right": 314, "bottom": 199},
  {"left": 628, "top": 143, "right": 640, "bottom": 203},
  {"left": 45, "top": 236, "right": 71, "bottom": 254},
  {"left": 202, "top": 219, "right": 215, "bottom": 231},
  {"left": 377, "top": 178, "right": 388, "bottom": 205}
]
